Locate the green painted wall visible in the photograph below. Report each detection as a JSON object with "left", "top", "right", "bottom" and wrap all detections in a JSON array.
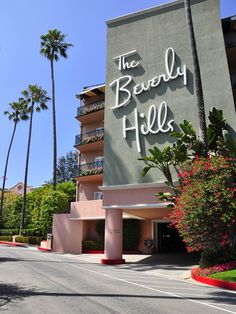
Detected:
[{"left": 104, "top": 0, "right": 235, "bottom": 186}]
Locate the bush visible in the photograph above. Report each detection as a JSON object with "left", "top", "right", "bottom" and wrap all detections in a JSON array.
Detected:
[
  {"left": 0, "top": 236, "right": 13, "bottom": 241},
  {"left": 82, "top": 240, "right": 104, "bottom": 251},
  {"left": 14, "top": 236, "right": 43, "bottom": 245},
  {"left": 0, "top": 229, "right": 19, "bottom": 236},
  {"left": 0, "top": 229, "right": 41, "bottom": 236},
  {"left": 39, "top": 190, "right": 69, "bottom": 237},
  {"left": 170, "top": 156, "right": 236, "bottom": 267},
  {"left": 195, "top": 260, "right": 236, "bottom": 277}
]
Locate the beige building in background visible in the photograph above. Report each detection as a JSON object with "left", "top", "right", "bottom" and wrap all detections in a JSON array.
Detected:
[{"left": 9, "top": 182, "right": 35, "bottom": 196}]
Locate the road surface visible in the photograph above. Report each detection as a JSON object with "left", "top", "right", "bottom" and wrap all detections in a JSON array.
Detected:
[{"left": 0, "top": 246, "right": 236, "bottom": 313}]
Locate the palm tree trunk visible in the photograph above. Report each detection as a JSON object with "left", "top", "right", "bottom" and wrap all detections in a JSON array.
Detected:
[
  {"left": 184, "top": 0, "right": 208, "bottom": 154},
  {"left": 0, "top": 119, "right": 18, "bottom": 226},
  {"left": 51, "top": 59, "right": 57, "bottom": 190},
  {"left": 20, "top": 105, "right": 34, "bottom": 235}
]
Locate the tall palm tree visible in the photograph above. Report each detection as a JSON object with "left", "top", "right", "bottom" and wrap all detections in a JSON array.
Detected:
[
  {"left": 19, "top": 85, "right": 50, "bottom": 234},
  {"left": 40, "top": 29, "right": 73, "bottom": 190},
  {"left": 184, "top": 0, "right": 208, "bottom": 154},
  {"left": 0, "top": 98, "right": 29, "bottom": 226}
]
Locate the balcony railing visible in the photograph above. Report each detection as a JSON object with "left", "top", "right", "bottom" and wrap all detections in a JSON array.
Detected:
[
  {"left": 224, "top": 32, "right": 236, "bottom": 48},
  {"left": 77, "top": 100, "right": 105, "bottom": 117},
  {"left": 75, "top": 128, "right": 104, "bottom": 146},
  {"left": 75, "top": 160, "right": 103, "bottom": 177}
]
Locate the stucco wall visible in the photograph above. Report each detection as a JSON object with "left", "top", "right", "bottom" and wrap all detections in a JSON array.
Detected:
[
  {"left": 52, "top": 214, "right": 82, "bottom": 254},
  {"left": 104, "top": 0, "right": 235, "bottom": 186},
  {"left": 139, "top": 220, "right": 153, "bottom": 254},
  {"left": 79, "top": 181, "right": 103, "bottom": 201}
]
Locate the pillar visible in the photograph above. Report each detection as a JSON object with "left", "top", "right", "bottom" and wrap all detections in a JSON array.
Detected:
[{"left": 101, "top": 208, "right": 125, "bottom": 264}]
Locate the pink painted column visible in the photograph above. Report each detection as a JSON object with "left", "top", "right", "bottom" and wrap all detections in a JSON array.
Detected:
[{"left": 101, "top": 208, "right": 125, "bottom": 264}]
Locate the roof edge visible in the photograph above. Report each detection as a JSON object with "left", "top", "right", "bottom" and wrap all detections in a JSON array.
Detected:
[{"left": 106, "top": 0, "right": 181, "bottom": 25}]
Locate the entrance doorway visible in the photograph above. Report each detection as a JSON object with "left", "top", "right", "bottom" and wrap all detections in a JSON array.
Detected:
[{"left": 155, "top": 223, "right": 186, "bottom": 253}]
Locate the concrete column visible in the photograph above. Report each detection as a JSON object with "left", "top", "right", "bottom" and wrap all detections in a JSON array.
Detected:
[{"left": 101, "top": 208, "right": 125, "bottom": 264}]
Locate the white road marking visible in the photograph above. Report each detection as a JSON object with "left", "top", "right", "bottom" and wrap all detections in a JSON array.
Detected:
[{"left": 23, "top": 252, "right": 236, "bottom": 314}]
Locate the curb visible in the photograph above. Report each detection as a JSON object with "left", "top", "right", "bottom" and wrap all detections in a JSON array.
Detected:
[
  {"left": 0, "top": 241, "right": 27, "bottom": 248},
  {"left": 101, "top": 258, "right": 126, "bottom": 265},
  {"left": 83, "top": 250, "right": 141, "bottom": 254},
  {"left": 38, "top": 247, "right": 51, "bottom": 252},
  {"left": 191, "top": 268, "right": 236, "bottom": 291}
]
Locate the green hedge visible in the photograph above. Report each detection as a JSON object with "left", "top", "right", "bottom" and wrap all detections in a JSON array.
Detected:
[
  {"left": 15, "top": 236, "right": 44, "bottom": 245},
  {"left": 0, "top": 229, "right": 41, "bottom": 236},
  {"left": 0, "top": 235, "right": 13, "bottom": 242},
  {"left": 82, "top": 240, "right": 104, "bottom": 251}
]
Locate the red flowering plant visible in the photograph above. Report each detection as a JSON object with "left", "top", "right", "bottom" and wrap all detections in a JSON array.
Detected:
[
  {"left": 195, "top": 260, "right": 236, "bottom": 276},
  {"left": 139, "top": 108, "right": 236, "bottom": 268},
  {"left": 170, "top": 156, "right": 236, "bottom": 267}
]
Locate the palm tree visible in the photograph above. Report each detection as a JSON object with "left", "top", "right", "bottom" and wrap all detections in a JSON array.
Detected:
[
  {"left": 184, "top": 0, "right": 208, "bottom": 154},
  {"left": 40, "top": 29, "right": 73, "bottom": 190},
  {"left": 0, "top": 98, "right": 29, "bottom": 226},
  {"left": 20, "top": 85, "right": 50, "bottom": 234}
]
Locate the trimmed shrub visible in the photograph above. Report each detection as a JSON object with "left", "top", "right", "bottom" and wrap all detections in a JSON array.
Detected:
[
  {"left": 0, "top": 229, "right": 41, "bottom": 236},
  {"left": 82, "top": 240, "right": 104, "bottom": 251},
  {"left": 14, "top": 236, "right": 43, "bottom": 245},
  {"left": 0, "top": 235, "right": 13, "bottom": 242},
  {"left": 0, "top": 229, "right": 18, "bottom": 236}
]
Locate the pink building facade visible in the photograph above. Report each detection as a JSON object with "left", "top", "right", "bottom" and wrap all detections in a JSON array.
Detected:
[{"left": 52, "top": 84, "right": 174, "bottom": 259}]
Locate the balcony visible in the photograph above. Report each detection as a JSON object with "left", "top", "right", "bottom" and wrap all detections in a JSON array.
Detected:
[
  {"left": 76, "top": 100, "right": 105, "bottom": 123},
  {"left": 75, "top": 128, "right": 104, "bottom": 152},
  {"left": 74, "top": 160, "right": 103, "bottom": 182},
  {"left": 76, "top": 127, "right": 104, "bottom": 145}
]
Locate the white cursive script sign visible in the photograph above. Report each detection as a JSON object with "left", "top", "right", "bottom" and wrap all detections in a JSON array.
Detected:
[
  {"left": 109, "top": 47, "right": 188, "bottom": 153},
  {"left": 123, "top": 102, "right": 174, "bottom": 153},
  {"left": 110, "top": 47, "right": 187, "bottom": 110}
]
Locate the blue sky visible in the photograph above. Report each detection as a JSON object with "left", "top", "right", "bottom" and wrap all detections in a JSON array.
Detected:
[{"left": 0, "top": 0, "right": 235, "bottom": 188}]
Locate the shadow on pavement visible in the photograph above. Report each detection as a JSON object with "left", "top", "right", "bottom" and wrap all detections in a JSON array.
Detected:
[
  {"left": 119, "top": 253, "right": 200, "bottom": 272},
  {"left": 0, "top": 281, "right": 236, "bottom": 307},
  {"left": 0, "top": 282, "right": 38, "bottom": 308}
]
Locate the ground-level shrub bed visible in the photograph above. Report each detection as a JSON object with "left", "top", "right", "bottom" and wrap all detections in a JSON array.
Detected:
[
  {"left": 0, "top": 235, "right": 13, "bottom": 242},
  {"left": 0, "top": 229, "right": 41, "bottom": 236},
  {"left": 15, "top": 236, "right": 44, "bottom": 245},
  {"left": 195, "top": 261, "right": 236, "bottom": 277},
  {"left": 82, "top": 240, "right": 103, "bottom": 252},
  {"left": 209, "top": 269, "right": 236, "bottom": 282}
]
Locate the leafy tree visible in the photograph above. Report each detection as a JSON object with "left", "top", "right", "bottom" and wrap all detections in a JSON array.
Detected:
[
  {"left": 20, "top": 85, "right": 50, "bottom": 234},
  {"left": 39, "top": 190, "right": 68, "bottom": 236},
  {"left": 40, "top": 29, "right": 73, "bottom": 191},
  {"left": 57, "top": 181, "right": 76, "bottom": 204},
  {"left": 169, "top": 156, "right": 236, "bottom": 267},
  {"left": 184, "top": 0, "right": 208, "bottom": 153},
  {"left": 140, "top": 107, "right": 236, "bottom": 266},
  {"left": 4, "top": 196, "right": 22, "bottom": 229},
  {"left": 1, "top": 191, "right": 19, "bottom": 228},
  {"left": 139, "top": 107, "right": 235, "bottom": 195},
  {"left": 56, "top": 151, "right": 77, "bottom": 183},
  {"left": 0, "top": 98, "right": 29, "bottom": 225}
]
